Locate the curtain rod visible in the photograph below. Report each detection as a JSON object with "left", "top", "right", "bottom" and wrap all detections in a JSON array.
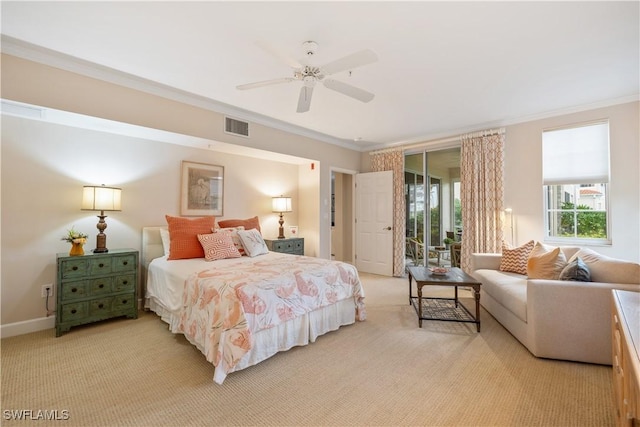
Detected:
[{"left": 370, "top": 127, "right": 505, "bottom": 155}]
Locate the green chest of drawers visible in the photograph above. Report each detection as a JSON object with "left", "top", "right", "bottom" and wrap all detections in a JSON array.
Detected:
[
  {"left": 56, "top": 249, "right": 138, "bottom": 337},
  {"left": 265, "top": 237, "right": 304, "bottom": 255}
]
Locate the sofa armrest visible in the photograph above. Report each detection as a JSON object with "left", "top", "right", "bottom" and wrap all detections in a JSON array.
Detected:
[
  {"left": 470, "top": 253, "right": 502, "bottom": 273},
  {"left": 527, "top": 279, "right": 639, "bottom": 364}
]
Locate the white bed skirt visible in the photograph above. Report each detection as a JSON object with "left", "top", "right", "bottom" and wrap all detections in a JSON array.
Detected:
[{"left": 145, "top": 297, "right": 356, "bottom": 384}]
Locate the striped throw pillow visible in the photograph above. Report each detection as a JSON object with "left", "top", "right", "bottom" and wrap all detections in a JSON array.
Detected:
[
  {"left": 197, "top": 232, "right": 241, "bottom": 261},
  {"left": 499, "top": 240, "right": 535, "bottom": 275}
]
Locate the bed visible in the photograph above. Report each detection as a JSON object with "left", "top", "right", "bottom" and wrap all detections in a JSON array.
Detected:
[{"left": 142, "top": 226, "right": 366, "bottom": 384}]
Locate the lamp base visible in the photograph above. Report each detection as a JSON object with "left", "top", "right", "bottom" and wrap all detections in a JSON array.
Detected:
[
  {"left": 94, "top": 230, "right": 108, "bottom": 253},
  {"left": 278, "top": 214, "right": 285, "bottom": 239}
]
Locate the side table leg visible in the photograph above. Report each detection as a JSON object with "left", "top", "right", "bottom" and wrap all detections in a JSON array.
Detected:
[
  {"left": 417, "top": 284, "right": 423, "bottom": 328},
  {"left": 408, "top": 274, "right": 413, "bottom": 305},
  {"left": 474, "top": 284, "right": 481, "bottom": 332}
]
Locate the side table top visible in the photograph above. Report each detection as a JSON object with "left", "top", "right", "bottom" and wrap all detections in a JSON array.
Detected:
[{"left": 408, "top": 266, "right": 481, "bottom": 285}]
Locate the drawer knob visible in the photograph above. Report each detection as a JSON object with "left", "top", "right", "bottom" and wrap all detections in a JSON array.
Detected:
[
  {"left": 122, "top": 299, "right": 128, "bottom": 304},
  {"left": 98, "top": 303, "right": 104, "bottom": 309},
  {"left": 71, "top": 288, "right": 78, "bottom": 293},
  {"left": 72, "top": 266, "right": 78, "bottom": 271},
  {"left": 98, "top": 263, "right": 104, "bottom": 268},
  {"left": 123, "top": 261, "right": 128, "bottom": 265},
  {"left": 71, "top": 309, "right": 77, "bottom": 314},
  {"left": 99, "top": 284, "right": 104, "bottom": 289},
  {"left": 122, "top": 280, "right": 128, "bottom": 285}
]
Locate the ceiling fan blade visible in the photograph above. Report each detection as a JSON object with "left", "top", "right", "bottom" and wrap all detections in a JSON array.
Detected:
[
  {"left": 236, "top": 77, "right": 295, "bottom": 90},
  {"left": 256, "top": 40, "right": 304, "bottom": 69},
  {"left": 320, "top": 49, "right": 378, "bottom": 75},
  {"left": 323, "top": 79, "right": 374, "bottom": 103},
  {"left": 297, "top": 86, "right": 314, "bottom": 113}
]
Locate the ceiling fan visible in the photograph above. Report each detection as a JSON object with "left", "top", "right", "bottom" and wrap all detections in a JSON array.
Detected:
[{"left": 236, "top": 41, "right": 378, "bottom": 113}]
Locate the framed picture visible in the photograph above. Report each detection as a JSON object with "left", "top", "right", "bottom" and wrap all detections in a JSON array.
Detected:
[
  {"left": 180, "top": 161, "right": 224, "bottom": 216},
  {"left": 289, "top": 226, "right": 299, "bottom": 237}
]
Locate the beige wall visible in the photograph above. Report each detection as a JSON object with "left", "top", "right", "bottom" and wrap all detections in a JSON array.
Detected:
[
  {"left": 1, "top": 115, "right": 303, "bottom": 325},
  {"left": 362, "top": 101, "right": 640, "bottom": 261},
  {"left": 504, "top": 101, "right": 639, "bottom": 260}
]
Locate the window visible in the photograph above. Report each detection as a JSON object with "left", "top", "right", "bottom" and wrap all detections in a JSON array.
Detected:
[
  {"left": 452, "top": 180, "right": 462, "bottom": 234},
  {"left": 542, "top": 121, "right": 610, "bottom": 243}
]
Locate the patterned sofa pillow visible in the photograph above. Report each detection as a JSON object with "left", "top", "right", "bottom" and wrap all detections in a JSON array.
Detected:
[{"left": 499, "top": 240, "right": 534, "bottom": 275}]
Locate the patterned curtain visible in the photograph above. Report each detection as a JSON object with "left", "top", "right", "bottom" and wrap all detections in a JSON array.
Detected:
[
  {"left": 370, "top": 149, "right": 405, "bottom": 277},
  {"left": 460, "top": 130, "right": 505, "bottom": 272}
]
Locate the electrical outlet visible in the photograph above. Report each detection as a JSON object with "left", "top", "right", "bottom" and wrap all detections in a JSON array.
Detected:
[{"left": 41, "top": 284, "right": 53, "bottom": 298}]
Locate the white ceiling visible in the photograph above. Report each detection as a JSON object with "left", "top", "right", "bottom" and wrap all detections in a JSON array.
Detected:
[{"left": 2, "top": 1, "right": 638, "bottom": 151}]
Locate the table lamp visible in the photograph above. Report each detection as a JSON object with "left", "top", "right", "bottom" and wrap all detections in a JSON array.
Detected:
[
  {"left": 82, "top": 185, "right": 122, "bottom": 253},
  {"left": 272, "top": 196, "right": 292, "bottom": 239}
]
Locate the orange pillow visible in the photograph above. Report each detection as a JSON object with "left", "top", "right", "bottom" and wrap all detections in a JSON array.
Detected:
[
  {"left": 165, "top": 215, "right": 216, "bottom": 260},
  {"left": 217, "top": 216, "right": 261, "bottom": 233}
]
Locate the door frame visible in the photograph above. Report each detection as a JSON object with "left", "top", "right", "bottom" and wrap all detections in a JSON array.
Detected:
[{"left": 329, "top": 166, "right": 358, "bottom": 264}]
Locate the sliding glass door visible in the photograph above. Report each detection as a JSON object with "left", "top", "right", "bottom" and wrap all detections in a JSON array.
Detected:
[{"left": 405, "top": 148, "right": 462, "bottom": 266}]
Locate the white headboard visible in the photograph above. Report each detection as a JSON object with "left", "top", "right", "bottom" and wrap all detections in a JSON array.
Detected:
[{"left": 142, "top": 226, "right": 166, "bottom": 268}]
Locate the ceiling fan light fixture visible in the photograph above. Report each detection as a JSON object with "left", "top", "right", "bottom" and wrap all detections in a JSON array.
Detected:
[{"left": 303, "top": 76, "right": 315, "bottom": 87}]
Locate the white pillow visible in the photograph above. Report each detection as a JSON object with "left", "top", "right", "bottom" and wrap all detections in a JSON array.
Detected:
[
  {"left": 159, "top": 228, "right": 170, "bottom": 257},
  {"left": 237, "top": 229, "right": 269, "bottom": 257}
]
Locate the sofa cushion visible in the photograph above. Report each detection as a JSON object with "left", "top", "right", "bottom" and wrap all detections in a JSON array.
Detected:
[
  {"left": 527, "top": 242, "right": 567, "bottom": 280},
  {"left": 500, "top": 240, "right": 535, "bottom": 275},
  {"left": 569, "top": 248, "right": 640, "bottom": 284},
  {"left": 559, "top": 256, "right": 591, "bottom": 282},
  {"left": 473, "top": 269, "right": 528, "bottom": 322}
]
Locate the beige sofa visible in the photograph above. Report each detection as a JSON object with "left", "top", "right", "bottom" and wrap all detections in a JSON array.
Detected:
[{"left": 470, "top": 246, "right": 640, "bottom": 365}]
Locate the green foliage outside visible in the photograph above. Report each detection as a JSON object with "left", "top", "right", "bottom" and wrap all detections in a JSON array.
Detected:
[{"left": 559, "top": 202, "right": 607, "bottom": 238}]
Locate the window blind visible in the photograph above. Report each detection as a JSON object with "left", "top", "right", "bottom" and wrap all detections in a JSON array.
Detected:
[{"left": 542, "top": 121, "right": 610, "bottom": 185}]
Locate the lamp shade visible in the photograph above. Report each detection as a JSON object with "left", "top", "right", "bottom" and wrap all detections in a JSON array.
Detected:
[
  {"left": 272, "top": 196, "right": 292, "bottom": 213},
  {"left": 82, "top": 185, "right": 122, "bottom": 211}
]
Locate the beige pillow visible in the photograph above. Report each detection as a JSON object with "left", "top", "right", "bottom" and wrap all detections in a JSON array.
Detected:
[
  {"left": 527, "top": 242, "right": 567, "bottom": 279},
  {"left": 500, "top": 240, "right": 535, "bottom": 275},
  {"left": 569, "top": 248, "right": 640, "bottom": 284}
]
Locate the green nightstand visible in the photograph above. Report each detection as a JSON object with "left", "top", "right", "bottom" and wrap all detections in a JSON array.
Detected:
[
  {"left": 264, "top": 237, "right": 304, "bottom": 255},
  {"left": 55, "top": 248, "right": 138, "bottom": 337}
]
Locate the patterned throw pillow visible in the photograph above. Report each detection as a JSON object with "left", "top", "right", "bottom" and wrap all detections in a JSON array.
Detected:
[
  {"left": 237, "top": 228, "right": 269, "bottom": 257},
  {"left": 527, "top": 242, "right": 567, "bottom": 279},
  {"left": 197, "top": 232, "right": 241, "bottom": 261},
  {"left": 499, "top": 240, "right": 535, "bottom": 275},
  {"left": 559, "top": 257, "right": 592, "bottom": 282},
  {"left": 166, "top": 215, "right": 216, "bottom": 260},
  {"left": 215, "top": 226, "right": 246, "bottom": 256}
]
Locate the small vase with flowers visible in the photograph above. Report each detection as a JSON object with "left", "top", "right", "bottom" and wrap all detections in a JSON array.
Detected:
[{"left": 62, "top": 227, "right": 88, "bottom": 256}]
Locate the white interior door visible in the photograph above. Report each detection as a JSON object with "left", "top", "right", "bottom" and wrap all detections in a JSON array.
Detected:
[{"left": 355, "top": 170, "right": 393, "bottom": 276}]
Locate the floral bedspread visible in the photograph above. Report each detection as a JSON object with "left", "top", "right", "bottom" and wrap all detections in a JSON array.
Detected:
[{"left": 177, "top": 254, "right": 365, "bottom": 382}]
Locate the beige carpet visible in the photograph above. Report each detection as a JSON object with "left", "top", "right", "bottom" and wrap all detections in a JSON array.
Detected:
[{"left": 1, "top": 273, "right": 614, "bottom": 426}]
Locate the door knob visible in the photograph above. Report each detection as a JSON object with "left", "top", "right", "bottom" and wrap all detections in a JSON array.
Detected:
[{"left": 384, "top": 226, "right": 392, "bottom": 231}]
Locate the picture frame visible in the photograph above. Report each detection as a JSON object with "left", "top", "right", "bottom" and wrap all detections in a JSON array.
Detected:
[
  {"left": 288, "top": 226, "right": 299, "bottom": 237},
  {"left": 180, "top": 161, "right": 224, "bottom": 216}
]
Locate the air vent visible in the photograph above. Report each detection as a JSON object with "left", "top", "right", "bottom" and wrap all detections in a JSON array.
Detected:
[{"left": 225, "top": 117, "right": 249, "bottom": 137}]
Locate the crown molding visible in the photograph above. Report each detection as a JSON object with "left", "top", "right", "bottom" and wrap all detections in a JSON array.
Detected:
[{"left": 1, "top": 35, "right": 363, "bottom": 151}]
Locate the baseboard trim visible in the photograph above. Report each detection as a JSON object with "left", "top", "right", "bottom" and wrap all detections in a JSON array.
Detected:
[{"left": 0, "top": 316, "right": 55, "bottom": 338}]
